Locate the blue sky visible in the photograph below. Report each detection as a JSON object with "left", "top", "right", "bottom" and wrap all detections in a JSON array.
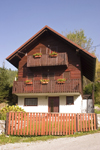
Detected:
[{"left": 0, "top": 0, "right": 100, "bottom": 70}]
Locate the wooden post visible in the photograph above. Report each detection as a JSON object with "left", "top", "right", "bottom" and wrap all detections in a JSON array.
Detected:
[
  {"left": 17, "top": 113, "right": 20, "bottom": 135},
  {"left": 38, "top": 113, "right": 40, "bottom": 135},
  {"left": 85, "top": 114, "right": 87, "bottom": 131},
  {"left": 26, "top": 113, "right": 29, "bottom": 135},
  {"left": 74, "top": 114, "right": 76, "bottom": 133},
  {"left": 52, "top": 114, "right": 54, "bottom": 135},
  {"left": 55, "top": 114, "right": 56, "bottom": 135},
  {"left": 49, "top": 113, "right": 51, "bottom": 135},
  {"left": 6, "top": 112, "right": 9, "bottom": 135},
  {"left": 46, "top": 113, "right": 48, "bottom": 135},
  {"left": 58, "top": 114, "right": 59, "bottom": 135},
  {"left": 20, "top": 112, "right": 23, "bottom": 135},
  {"left": 24, "top": 113, "right": 26, "bottom": 135},
  {"left": 8, "top": 112, "right": 11, "bottom": 135},
  {"left": 14, "top": 112, "right": 17, "bottom": 135},
  {"left": 35, "top": 113, "right": 38, "bottom": 135},
  {"left": 61, "top": 114, "right": 62, "bottom": 135},
  {"left": 32, "top": 113, "right": 35, "bottom": 135},
  {"left": 71, "top": 114, "right": 73, "bottom": 135},
  {"left": 63, "top": 114, "right": 65, "bottom": 135},
  {"left": 88, "top": 114, "right": 90, "bottom": 131},
  {"left": 11, "top": 112, "right": 14, "bottom": 135},
  {"left": 30, "top": 113, "right": 32, "bottom": 135},
  {"left": 80, "top": 114, "right": 82, "bottom": 132},
  {"left": 95, "top": 113, "right": 98, "bottom": 129},
  {"left": 66, "top": 114, "right": 67, "bottom": 135},
  {"left": 69, "top": 114, "right": 70, "bottom": 135},
  {"left": 76, "top": 114, "right": 78, "bottom": 132}
]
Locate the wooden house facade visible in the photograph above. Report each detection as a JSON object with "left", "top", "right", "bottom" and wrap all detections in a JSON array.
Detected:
[{"left": 6, "top": 26, "right": 96, "bottom": 113}]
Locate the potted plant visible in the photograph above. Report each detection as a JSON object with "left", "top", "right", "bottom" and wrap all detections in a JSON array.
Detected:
[
  {"left": 33, "top": 53, "right": 42, "bottom": 58},
  {"left": 40, "top": 79, "right": 49, "bottom": 84},
  {"left": 49, "top": 51, "right": 58, "bottom": 57},
  {"left": 57, "top": 78, "right": 66, "bottom": 83},
  {"left": 25, "top": 79, "right": 32, "bottom": 84}
]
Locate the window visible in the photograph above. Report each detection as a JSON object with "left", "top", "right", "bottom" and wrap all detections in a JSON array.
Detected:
[
  {"left": 24, "top": 98, "right": 38, "bottom": 106},
  {"left": 27, "top": 68, "right": 34, "bottom": 80},
  {"left": 42, "top": 73, "right": 48, "bottom": 79},
  {"left": 42, "top": 73, "right": 54, "bottom": 80},
  {"left": 66, "top": 96, "right": 74, "bottom": 105}
]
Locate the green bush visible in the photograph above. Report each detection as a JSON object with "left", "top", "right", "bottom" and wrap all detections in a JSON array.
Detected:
[
  {"left": 0, "top": 105, "right": 25, "bottom": 120},
  {"left": 83, "top": 82, "right": 100, "bottom": 104}
]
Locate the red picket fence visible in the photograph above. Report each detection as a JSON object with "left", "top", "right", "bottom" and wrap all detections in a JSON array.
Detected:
[{"left": 6, "top": 112, "right": 97, "bottom": 136}]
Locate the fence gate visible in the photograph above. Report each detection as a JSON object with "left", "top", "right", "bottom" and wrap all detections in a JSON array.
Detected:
[{"left": 6, "top": 112, "right": 97, "bottom": 136}]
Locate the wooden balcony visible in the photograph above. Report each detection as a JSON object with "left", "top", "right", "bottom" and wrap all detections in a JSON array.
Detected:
[
  {"left": 27, "top": 53, "right": 68, "bottom": 67},
  {"left": 12, "top": 79, "right": 81, "bottom": 94}
]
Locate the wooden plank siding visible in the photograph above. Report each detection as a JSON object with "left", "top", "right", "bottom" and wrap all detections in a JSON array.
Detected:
[
  {"left": 6, "top": 112, "right": 97, "bottom": 136},
  {"left": 17, "top": 34, "right": 81, "bottom": 90},
  {"left": 27, "top": 53, "right": 68, "bottom": 67},
  {"left": 12, "top": 79, "right": 81, "bottom": 94}
]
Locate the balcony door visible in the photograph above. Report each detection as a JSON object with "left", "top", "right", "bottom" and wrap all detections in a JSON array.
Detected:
[{"left": 48, "top": 97, "right": 59, "bottom": 112}]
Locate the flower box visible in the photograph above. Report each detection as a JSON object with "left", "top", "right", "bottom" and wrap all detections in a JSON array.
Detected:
[
  {"left": 57, "top": 78, "right": 66, "bottom": 84},
  {"left": 33, "top": 53, "right": 42, "bottom": 58},
  {"left": 50, "top": 55, "right": 57, "bottom": 57},
  {"left": 49, "top": 51, "right": 58, "bottom": 57},
  {"left": 25, "top": 80, "right": 32, "bottom": 84},
  {"left": 57, "top": 81, "right": 65, "bottom": 84},
  {"left": 34, "top": 55, "right": 42, "bottom": 58},
  {"left": 40, "top": 79, "right": 49, "bottom": 84}
]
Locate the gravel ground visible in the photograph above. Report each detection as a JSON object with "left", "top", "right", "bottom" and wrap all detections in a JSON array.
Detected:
[{"left": 0, "top": 133, "right": 100, "bottom": 150}]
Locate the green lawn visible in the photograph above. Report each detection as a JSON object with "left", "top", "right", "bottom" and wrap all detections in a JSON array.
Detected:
[
  {"left": 94, "top": 104, "right": 100, "bottom": 114},
  {"left": 0, "top": 129, "right": 100, "bottom": 145},
  {"left": 94, "top": 104, "right": 100, "bottom": 108}
]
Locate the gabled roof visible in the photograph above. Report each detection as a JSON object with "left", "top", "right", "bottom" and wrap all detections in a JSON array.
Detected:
[{"left": 6, "top": 25, "right": 96, "bottom": 81}]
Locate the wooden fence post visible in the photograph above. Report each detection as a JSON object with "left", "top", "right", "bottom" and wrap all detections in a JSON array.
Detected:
[
  {"left": 6, "top": 112, "right": 9, "bottom": 135},
  {"left": 95, "top": 113, "right": 98, "bottom": 129},
  {"left": 76, "top": 114, "right": 78, "bottom": 132}
]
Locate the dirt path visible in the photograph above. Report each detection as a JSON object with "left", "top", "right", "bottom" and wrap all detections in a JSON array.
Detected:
[{"left": 0, "top": 133, "right": 100, "bottom": 150}]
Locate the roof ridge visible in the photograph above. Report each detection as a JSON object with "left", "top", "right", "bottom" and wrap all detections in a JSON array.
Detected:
[{"left": 6, "top": 25, "right": 96, "bottom": 60}]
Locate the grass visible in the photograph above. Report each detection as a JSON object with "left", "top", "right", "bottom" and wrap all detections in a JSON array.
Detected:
[
  {"left": 94, "top": 109, "right": 100, "bottom": 114},
  {"left": 94, "top": 104, "right": 100, "bottom": 114},
  {"left": 94, "top": 104, "right": 100, "bottom": 108},
  {"left": 0, "top": 128, "right": 100, "bottom": 145}
]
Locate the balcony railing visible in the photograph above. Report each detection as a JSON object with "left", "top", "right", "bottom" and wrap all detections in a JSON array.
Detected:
[
  {"left": 12, "top": 79, "right": 81, "bottom": 94},
  {"left": 27, "top": 53, "right": 68, "bottom": 67}
]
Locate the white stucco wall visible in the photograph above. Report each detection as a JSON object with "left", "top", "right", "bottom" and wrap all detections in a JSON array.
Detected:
[
  {"left": 59, "top": 95, "right": 82, "bottom": 113},
  {"left": 18, "top": 96, "right": 48, "bottom": 113},
  {"left": 18, "top": 94, "right": 82, "bottom": 113}
]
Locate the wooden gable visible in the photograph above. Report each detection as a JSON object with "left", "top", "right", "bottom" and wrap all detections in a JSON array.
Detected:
[{"left": 6, "top": 25, "right": 96, "bottom": 82}]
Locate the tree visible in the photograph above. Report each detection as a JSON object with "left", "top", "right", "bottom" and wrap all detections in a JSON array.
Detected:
[
  {"left": 0, "top": 63, "right": 10, "bottom": 103},
  {"left": 95, "top": 57, "right": 100, "bottom": 81},
  {"left": 66, "top": 29, "right": 95, "bottom": 53}
]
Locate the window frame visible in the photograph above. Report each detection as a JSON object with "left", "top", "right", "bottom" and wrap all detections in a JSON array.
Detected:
[
  {"left": 66, "top": 96, "right": 74, "bottom": 105},
  {"left": 42, "top": 73, "right": 55, "bottom": 80},
  {"left": 24, "top": 98, "right": 38, "bottom": 106}
]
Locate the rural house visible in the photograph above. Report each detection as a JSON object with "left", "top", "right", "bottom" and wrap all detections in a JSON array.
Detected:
[{"left": 6, "top": 25, "right": 96, "bottom": 113}]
